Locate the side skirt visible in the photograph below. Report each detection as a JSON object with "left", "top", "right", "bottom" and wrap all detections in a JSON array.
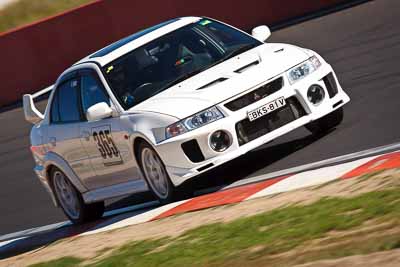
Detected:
[{"left": 83, "top": 180, "right": 149, "bottom": 204}]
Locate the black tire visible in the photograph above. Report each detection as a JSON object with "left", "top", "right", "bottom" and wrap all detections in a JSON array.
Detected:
[
  {"left": 136, "top": 141, "right": 179, "bottom": 204},
  {"left": 50, "top": 167, "right": 104, "bottom": 224},
  {"left": 305, "top": 107, "right": 344, "bottom": 135}
]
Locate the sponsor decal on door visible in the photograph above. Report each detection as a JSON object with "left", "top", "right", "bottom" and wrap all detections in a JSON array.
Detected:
[{"left": 91, "top": 125, "right": 123, "bottom": 166}]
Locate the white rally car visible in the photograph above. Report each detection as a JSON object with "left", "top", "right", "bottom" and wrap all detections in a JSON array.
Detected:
[{"left": 24, "top": 17, "right": 349, "bottom": 223}]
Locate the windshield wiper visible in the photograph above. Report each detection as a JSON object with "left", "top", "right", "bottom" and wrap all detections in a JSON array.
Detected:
[
  {"left": 158, "top": 68, "right": 205, "bottom": 92},
  {"left": 195, "top": 43, "right": 259, "bottom": 74},
  {"left": 224, "top": 43, "right": 259, "bottom": 60}
]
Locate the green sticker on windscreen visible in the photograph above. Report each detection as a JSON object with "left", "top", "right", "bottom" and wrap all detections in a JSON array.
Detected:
[
  {"left": 106, "top": 65, "right": 114, "bottom": 73},
  {"left": 199, "top": 19, "right": 212, "bottom": 26}
]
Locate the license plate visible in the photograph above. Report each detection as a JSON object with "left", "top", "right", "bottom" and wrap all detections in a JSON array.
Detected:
[{"left": 247, "top": 97, "right": 286, "bottom": 121}]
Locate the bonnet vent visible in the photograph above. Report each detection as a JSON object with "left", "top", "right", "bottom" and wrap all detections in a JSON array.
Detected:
[
  {"left": 234, "top": 60, "right": 259, "bottom": 73},
  {"left": 197, "top": 78, "right": 228, "bottom": 90}
]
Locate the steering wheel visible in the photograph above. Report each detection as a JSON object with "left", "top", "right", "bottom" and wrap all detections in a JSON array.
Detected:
[{"left": 133, "top": 83, "right": 154, "bottom": 103}]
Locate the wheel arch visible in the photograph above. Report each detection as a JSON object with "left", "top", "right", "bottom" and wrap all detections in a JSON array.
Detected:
[
  {"left": 133, "top": 136, "right": 149, "bottom": 158},
  {"left": 43, "top": 164, "right": 59, "bottom": 207},
  {"left": 120, "top": 112, "right": 177, "bottom": 182},
  {"left": 44, "top": 152, "right": 88, "bottom": 195},
  {"left": 130, "top": 134, "right": 167, "bottom": 181},
  {"left": 132, "top": 135, "right": 153, "bottom": 175}
]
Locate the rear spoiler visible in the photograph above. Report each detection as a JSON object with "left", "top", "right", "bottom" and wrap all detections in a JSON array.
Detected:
[{"left": 23, "top": 85, "right": 54, "bottom": 124}]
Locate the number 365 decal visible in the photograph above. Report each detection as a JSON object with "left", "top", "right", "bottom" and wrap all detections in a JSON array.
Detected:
[
  {"left": 91, "top": 125, "right": 123, "bottom": 166},
  {"left": 93, "top": 130, "right": 119, "bottom": 159}
]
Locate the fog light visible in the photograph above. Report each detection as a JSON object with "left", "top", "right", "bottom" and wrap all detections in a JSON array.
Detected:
[
  {"left": 307, "top": 84, "right": 325, "bottom": 105},
  {"left": 210, "top": 130, "right": 231, "bottom": 152}
]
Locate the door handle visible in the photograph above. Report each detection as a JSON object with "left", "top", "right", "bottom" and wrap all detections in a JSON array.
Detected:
[
  {"left": 81, "top": 131, "right": 91, "bottom": 141},
  {"left": 49, "top": 137, "right": 56, "bottom": 147}
]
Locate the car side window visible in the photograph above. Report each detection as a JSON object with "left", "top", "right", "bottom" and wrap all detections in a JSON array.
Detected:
[
  {"left": 53, "top": 79, "right": 81, "bottom": 123},
  {"left": 50, "top": 89, "right": 60, "bottom": 123},
  {"left": 80, "top": 73, "right": 110, "bottom": 117}
]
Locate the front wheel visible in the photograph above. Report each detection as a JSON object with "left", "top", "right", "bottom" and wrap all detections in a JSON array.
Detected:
[
  {"left": 137, "top": 142, "right": 177, "bottom": 204},
  {"left": 51, "top": 167, "right": 104, "bottom": 224},
  {"left": 305, "top": 107, "right": 344, "bottom": 135}
]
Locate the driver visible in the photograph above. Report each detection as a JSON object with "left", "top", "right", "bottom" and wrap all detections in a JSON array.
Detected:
[{"left": 106, "top": 64, "right": 135, "bottom": 107}]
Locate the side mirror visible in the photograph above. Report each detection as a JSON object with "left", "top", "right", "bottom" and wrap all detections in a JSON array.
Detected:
[
  {"left": 251, "top": 25, "right": 271, "bottom": 42},
  {"left": 86, "top": 102, "right": 113, "bottom": 122}
]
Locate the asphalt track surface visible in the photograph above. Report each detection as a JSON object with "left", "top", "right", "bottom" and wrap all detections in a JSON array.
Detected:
[{"left": 1, "top": 0, "right": 399, "bottom": 236}]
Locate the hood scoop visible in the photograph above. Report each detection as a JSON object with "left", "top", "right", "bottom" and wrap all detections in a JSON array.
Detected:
[
  {"left": 234, "top": 60, "right": 260, "bottom": 73},
  {"left": 197, "top": 77, "right": 228, "bottom": 90}
]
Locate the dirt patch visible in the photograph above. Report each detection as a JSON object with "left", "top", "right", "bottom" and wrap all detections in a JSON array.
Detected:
[
  {"left": 1, "top": 169, "right": 400, "bottom": 267},
  {"left": 294, "top": 248, "right": 400, "bottom": 267},
  {"left": 245, "top": 219, "right": 400, "bottom": 267}
]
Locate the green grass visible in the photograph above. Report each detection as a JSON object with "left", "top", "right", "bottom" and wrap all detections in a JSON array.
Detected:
[
  {"left": 30, "top": 188, "right": 400, "bottom": 267},
  {"left": 0, "top": 0, "right": 95, "bottom": 33},
  {"left": 29, "top": 257, "right": 82, "bottom": 267}
]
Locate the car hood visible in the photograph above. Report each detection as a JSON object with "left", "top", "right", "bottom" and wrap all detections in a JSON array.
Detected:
[{"left": 129, "top": 43, "right": 309, "bottom": 119}]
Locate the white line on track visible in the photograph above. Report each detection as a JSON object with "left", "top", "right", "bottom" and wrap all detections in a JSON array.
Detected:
[
  {"left": 0, "top": 237, "right": 26, "bottom": 248},
  {"left": 0, "top": 221, "right": 69, "bottom": 243}
]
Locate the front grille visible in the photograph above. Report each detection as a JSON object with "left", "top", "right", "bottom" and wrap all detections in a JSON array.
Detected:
[
  {"left": 225, "top": 77, "right": 284, "bottom": 111},
  {"left": 323, "top": 72, "right": 338, "bottom": 98},
  {"left": 181, "top": 139, "right": 205, "bottom": 163},
  {"left": 236, "top": 97, "right": 306, "bottom": 146}
]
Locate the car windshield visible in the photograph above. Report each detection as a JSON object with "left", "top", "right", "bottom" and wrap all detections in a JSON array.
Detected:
[{"left": 103, "top": 19, "right": 262, "bottom": 110}]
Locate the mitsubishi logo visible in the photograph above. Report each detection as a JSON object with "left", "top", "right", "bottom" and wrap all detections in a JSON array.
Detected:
[{"left": 253, "top": 92, "right": 261, "bottom": 101}]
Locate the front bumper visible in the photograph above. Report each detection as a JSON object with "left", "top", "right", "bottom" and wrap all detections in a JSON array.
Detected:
[{"left": 156, "top": 63, "right": 350, "bottom": 186}]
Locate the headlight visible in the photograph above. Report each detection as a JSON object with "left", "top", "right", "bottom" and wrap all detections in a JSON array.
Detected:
[
  {"left": 287, "top": 56, "right": 321, "bottom": 84},
  {"left": 165, "top": 106, "right": 224, "bottom": 139}
]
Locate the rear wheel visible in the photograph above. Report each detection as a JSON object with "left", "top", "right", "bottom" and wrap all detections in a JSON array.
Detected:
[
  {"left": 51, "top": 167, "right": 104, "bottom": 224},
  {"left": 305, "top": 107, "right": 344, "bottom": 135},
  {"left": 137, "top": 141, "right": 177, "bottom": 204}
]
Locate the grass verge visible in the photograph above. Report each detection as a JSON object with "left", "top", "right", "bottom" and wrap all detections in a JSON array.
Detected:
[
  {"left": 31, "top": 188, "right": 400, "bottom": 267},
  {"left": 0, "top": 0, "right": 94, "bottom": 33},
  {"left": 29, "top": 257, "right": 81, "bottom": 267}
]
